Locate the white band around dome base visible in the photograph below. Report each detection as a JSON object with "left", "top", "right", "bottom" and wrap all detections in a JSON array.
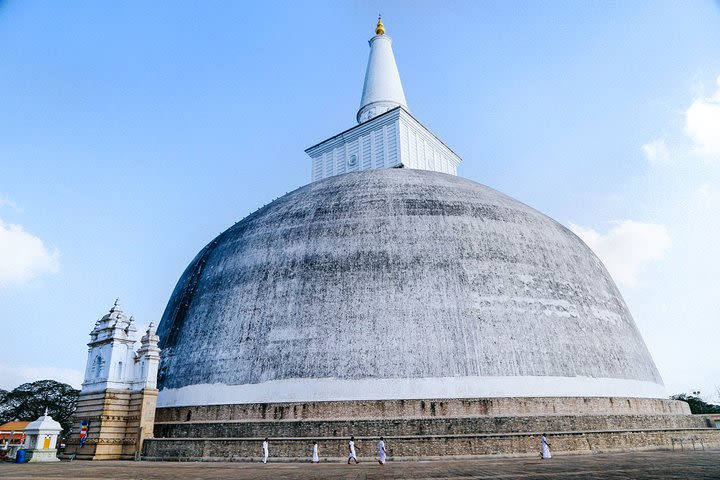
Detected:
[{"left": 157, "top": 375, "right": 666, "bottom": 408}]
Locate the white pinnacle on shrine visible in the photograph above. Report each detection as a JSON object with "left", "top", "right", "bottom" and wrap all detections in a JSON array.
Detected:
[
  {"left": 305, "top": 18, "right": 462, "bottom": 182},
  {"left": 357, "top": 17, "right": 408, "bottom": 124}
]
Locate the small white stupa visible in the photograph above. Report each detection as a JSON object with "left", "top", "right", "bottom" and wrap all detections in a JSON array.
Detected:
[{"left": 23, "top": 408, "right": 62, "bottom": 462}]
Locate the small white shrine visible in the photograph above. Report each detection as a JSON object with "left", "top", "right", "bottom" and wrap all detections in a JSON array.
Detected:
[{"left": 23, "top": 409, "right": 61, "bottom": 462}]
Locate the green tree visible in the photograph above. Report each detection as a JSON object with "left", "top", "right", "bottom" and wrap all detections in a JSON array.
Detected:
[
  {"left": 671, "top": 393, "right": 720, "bottom": 414},
  {"left": 0, "top": 380, "right": 79, "bottom": 434}
]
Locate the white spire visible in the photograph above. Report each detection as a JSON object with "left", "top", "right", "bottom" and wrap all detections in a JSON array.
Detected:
[
  {"left": 305, "top": 17, "right": 462, "bottom": 182},
  {"left": 357, "top": 18, "right": 408, "bottom": 124}
]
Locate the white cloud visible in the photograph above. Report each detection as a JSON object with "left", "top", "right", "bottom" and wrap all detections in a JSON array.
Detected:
[
  {"left": 685, "top": 75, "right": 720, "bottom": 159},
  {"left": 0, "top": 218, "right": 59, "bottom": 287},
  {"left": 643, "top": 75, "right": 720, "bottom": 165},
  {"left": 0, "top": 363, "right": 83, "bottom": 390},
  {"left": 642, "top": 138, "right": 672, "bottom": 165},
  {"left": 569, "top": 220, "right": 671, "bottom": 288}
]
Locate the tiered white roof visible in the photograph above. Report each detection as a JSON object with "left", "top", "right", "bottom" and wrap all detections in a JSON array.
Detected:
[
  {"left": 81, "top": 300, "right": 161, "bottom": 393},
  {"left": 25, "top": 408, "right": 62, "bottom": 433},
  {"left": 89, "top": 298, "right": 137, "bottom": 343}
]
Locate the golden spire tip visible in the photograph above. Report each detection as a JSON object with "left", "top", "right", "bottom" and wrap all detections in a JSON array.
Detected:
[{"left": 375, "top": 16, "right": 385, "bottom": 35}]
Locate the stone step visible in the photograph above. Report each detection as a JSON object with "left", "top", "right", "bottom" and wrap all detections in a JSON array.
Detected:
[
  {"left": 143, "top": 428, "right": 720, "bottom": 461},
  {"left": 155, "top": 397, "right": 690, "bottom": 423},
  {"left": 153, "top": 414, "right": 713, "bottom": 439}
]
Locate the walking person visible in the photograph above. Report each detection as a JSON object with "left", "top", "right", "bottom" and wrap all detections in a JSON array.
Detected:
[
  {"left": 347, "top": 435, "right": 360, "bottom": 464},
  {"left": 378, "top": 436, "right": 387, "bottom": 465},
  {"left": 312, "top": 440, "right": 319, "bottom": 463},
  {"left": 262, "top": 437, "right": 269, "bottom": 464},
  {"left": 540, "top": 433, "right": 552, "bottom": 459}
]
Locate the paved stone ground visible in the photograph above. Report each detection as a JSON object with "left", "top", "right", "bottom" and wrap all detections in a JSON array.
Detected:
[{"left": 1, "top": 450, "right": 719, "bottom": 479}]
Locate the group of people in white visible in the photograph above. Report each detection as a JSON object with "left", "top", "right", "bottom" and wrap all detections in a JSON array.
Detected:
[
  {"left": 260, "top": 434, "right": 549, "bottom": 464},
  {"left": 260, "top": 435, "right": 387, "bottom": 465},
  {"left": 347, "top": 435, "right": 387, "bottom": 465}
]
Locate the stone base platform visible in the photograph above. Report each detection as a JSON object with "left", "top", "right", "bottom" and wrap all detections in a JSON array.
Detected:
[
  {"left": 143, "top": 397, "right": 720, "bottom": 460},
  {"left": 154, "top": 396, "right": 690, "bottom": 422},
  {"left": 64, "top": 388, "right": 158, "bottom": 460},
  {"left": 144, "top": 429, "right": 720, "bottom": 461},
  {"left": 26, "top": 448, "right": 60, "bottom": 462}
]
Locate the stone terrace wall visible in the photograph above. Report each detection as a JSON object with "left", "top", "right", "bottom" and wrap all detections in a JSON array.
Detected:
[
  {"left": 153, "top": 414, "right": 712, "bottom": 440},
  {"left": 146, "top": 399, "right": 719, "bottom": 461},
  {"left": 155, "top": 397, "right": 690, "bottom": 423},
  {"left": 144, "top": 429, "right": 720, "bottom": 461}
]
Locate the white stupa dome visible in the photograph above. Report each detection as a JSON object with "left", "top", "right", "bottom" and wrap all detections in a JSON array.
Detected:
[{"left": 155, "top": 169, "right": 663, "bottom": 407}]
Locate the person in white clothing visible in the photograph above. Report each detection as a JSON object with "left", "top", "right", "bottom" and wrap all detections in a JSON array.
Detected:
[
  {"left": 347, "top": 435, "right": 359, "bottom": 464},
  {"left": 312, "top": 441, "right": 319, "bottom": 463},
  {"left": 540, "top": 433, "right": 552, "bottom": 459},
  {"left": 378, "top": 436, "right": 387, "bottom": 465},
  {"left": 262, "top": 437, "right": 269, "bottom": 464}
]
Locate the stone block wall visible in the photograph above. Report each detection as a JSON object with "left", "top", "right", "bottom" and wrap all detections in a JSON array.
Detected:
[
  {"left": 143, "top": 428, "right": 720, "bottom": 461},
  {"left": 143, "top": 397, "right": 720, "bottom": 461},
  {"left": 65, "top": 388, "right": 158, "bottom": 460},
  {"left": 154, "top": 396, "right": 690, "bottom": 423},
  {"left": 153, "top": 414, "right": 712, "bottom": 439}
]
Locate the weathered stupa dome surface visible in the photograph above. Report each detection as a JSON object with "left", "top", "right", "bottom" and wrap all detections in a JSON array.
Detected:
[{"left": 156, "top": 169, "right": 664, "bottom": 407}]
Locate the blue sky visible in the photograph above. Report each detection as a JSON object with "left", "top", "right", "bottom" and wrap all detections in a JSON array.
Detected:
[{"left": 1, "top": 1, "right": 719, "bottom": 401}]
